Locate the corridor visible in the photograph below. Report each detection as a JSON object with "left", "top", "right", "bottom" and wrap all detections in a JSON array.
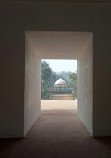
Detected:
[{"left": 0, "top": 110, "right": 111, "bottom": 158}]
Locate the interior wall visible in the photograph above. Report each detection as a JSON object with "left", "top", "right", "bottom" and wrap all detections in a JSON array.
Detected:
[
  {"left": 0, "top": 30, "right": 25, "bottom": 138},
  {"left": 93, "top": 29, "right": 111, "bottom": 136},
  {"left": 0, "top": 2, "right": 111, "bottom": 137},
  {"left": 24, "top": 34, "right": 41, "bottom": 136},
  {"left": 77, "top": 37, "right": 93, "bottom": 135}
]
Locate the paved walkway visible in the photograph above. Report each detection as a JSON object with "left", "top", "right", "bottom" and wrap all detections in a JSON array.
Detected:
[{"left": 41, "top": 100, "right": 77, "bottom": 110}]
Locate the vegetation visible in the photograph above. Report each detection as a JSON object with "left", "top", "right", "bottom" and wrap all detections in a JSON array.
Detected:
[
  {"left": 41, "top": 61, "right": 77, "bottom": 99},
  {"left": 41, "top": 61, "right": 52, "bottom": 99},
  {"left": 69, "top": 72, "right": 77, "bottom": 99}
]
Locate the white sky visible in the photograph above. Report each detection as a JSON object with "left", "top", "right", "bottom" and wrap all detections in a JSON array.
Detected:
[{"left": 41, "top": 59, "right": 77, "bottom": 73}]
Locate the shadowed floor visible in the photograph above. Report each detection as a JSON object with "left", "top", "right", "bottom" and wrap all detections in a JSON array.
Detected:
[{"left": 0, "top": 110, "right": 111, "bottom": 158}]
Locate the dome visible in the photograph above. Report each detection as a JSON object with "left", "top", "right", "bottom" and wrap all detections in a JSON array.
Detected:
[{"left": 54, "top": 78, "right": 67, "bottom": 87}]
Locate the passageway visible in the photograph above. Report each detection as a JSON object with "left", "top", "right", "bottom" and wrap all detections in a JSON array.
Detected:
[{"left": 0, "top": 110, "right": 111, "bottom": 158}]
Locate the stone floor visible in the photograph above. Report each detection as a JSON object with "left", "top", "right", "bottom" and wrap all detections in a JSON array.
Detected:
[
  {"left": 0, "top": 110, "right": 111, "bottom": 158},
  {"left": 41, "top": 99, "right": 77, "bottom": 110}
]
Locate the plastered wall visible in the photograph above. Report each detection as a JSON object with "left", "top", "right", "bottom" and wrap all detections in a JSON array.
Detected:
[
  {"left": 24, "top": 34, "right": 41, "bottom": 136},
  {"left": 0, "top": 2, "right": 111, "bottom": 137},
  {"left": 77, "top": 37, "right": 93, "bottom": 135}
]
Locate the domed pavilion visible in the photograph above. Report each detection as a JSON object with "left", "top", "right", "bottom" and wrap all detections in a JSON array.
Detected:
[
  {"left": 49, "top": 78, "right": 73, "bottom": 99},
  {"left": 54, "top": 78, "right": 67, "bottom": 88}
]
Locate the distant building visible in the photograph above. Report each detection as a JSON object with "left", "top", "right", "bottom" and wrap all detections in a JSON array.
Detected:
[
  {"left": 48, "top": 78, "right": 73, "bottom": 100},
  {"left": 54, "top": 78, "right": 67, "bottom": 88},
  {"left": 53, "top": 78, "right": 72, "bottom": 95}
]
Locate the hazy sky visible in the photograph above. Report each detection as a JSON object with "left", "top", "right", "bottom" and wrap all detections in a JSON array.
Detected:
[{"left": 42, "top": 59, "right": 77, "bottom": 73}]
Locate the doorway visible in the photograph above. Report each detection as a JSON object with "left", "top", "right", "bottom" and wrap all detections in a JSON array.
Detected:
[
  {"left": 41, "top": 59, "right": 77, "bottom": 110},
  {"left": 25, "top": 31, "right": 93, "bottom": 135}
]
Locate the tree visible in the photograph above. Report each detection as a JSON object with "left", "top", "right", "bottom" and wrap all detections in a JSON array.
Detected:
[
  {"left": 41, "top": 61, "right": 52, "bottom": 99},
  {"left": 69, "top": 72, "right": 77, "bottom": 99},
  {"left": 41, "top": 61, "right": 52, "bottom": 83}
]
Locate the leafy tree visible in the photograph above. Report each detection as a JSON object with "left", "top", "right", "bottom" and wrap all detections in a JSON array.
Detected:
[
  {"left": 69, "top": 72, "right": 77, "bottom": 99},
  {"left": 41, "top": 61, "right": 52, "bottom": 83},
  {"left": 41, "top": 61, "right": 52, "bottom": 99}
]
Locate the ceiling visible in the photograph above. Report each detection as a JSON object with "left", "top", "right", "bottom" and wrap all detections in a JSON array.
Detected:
[{"left": 26, "top": 31, "right": 93, "bottom": 59}]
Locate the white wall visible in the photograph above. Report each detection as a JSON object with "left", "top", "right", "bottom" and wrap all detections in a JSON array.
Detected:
[
  {"left": 24, "top": 34, "right": 41, "bottom": 136},
  {"left": 77, "top": 37, "right": 93, "bottom": 135}
]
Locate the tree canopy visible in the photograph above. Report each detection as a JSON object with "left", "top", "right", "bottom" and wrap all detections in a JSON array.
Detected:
[
  {"left": 69, "top": 72, "right": 77, "bottom": 99},
  {"left": 41, "top": 61, "right": 52, "bottom": 82}
]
